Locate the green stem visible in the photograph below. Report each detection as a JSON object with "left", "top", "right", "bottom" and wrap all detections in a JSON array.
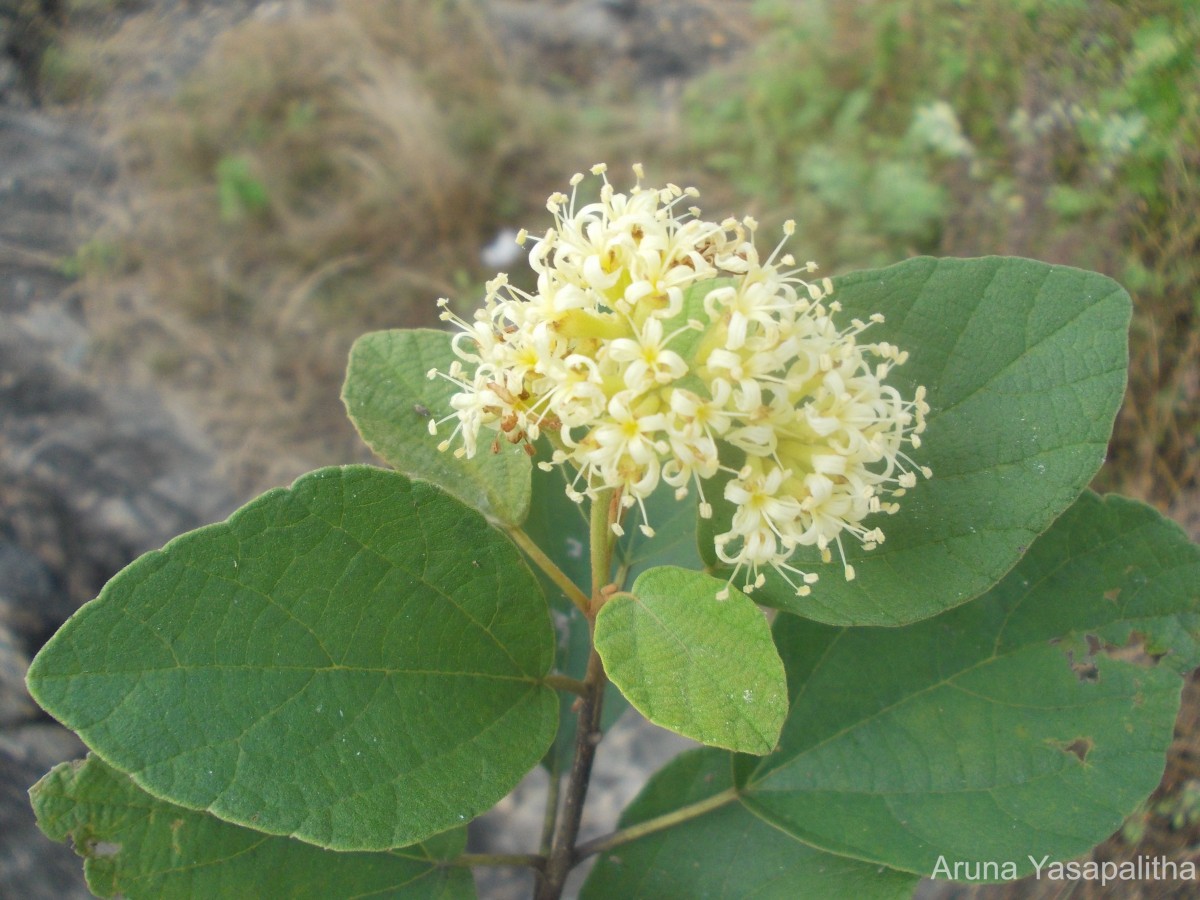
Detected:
[
  {"left": 445, "top": 852, "right": 545, "bottom": 869},
  {"left": 543, "top": 673, "right": 588, "bottom": 696},
  {"left": 588, "top": 489, "right": 617, "bottom": 616},
  {"left": 507, "top": 525, "right": 591, "bottom": 616},
  {"left": 573, "top": 786, "right": 740, "bottom": 860},
  {"left": 535, "top": 491, "right": 615, "bottom": 900}
]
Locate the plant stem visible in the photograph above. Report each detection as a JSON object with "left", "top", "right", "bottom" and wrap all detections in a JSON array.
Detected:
[
  {"left": 507, "top": 525, "right": 591, "bottom": 616},
  {"left": 573, "top": 786, "right": 740, "bottom": 860},
  {"left": 538, "top": 746, "right": 563, "bottom": 857},
  {"left": 536, "top": 646, "right": 606, "bottom": 899},
  {"left": 535, "top": 491, "right": 615, "bottom": 900}
]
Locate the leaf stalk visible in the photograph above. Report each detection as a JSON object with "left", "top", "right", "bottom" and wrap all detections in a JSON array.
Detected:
[
  {"left": 542, "top": 673, "right": 588, "bottom": 696},
  {"left": 573, "top": 785, "right": 740, "bottom": 860},
  {"left": 507, "top": 525, "right": 591, "bottom": 616}
]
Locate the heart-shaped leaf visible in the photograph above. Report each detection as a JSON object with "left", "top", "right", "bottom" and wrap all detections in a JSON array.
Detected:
[
  {"left": 31, "top": 756, "right": 475, "bottom": 899},
  {"left": 595, "top": 567, "right": 787, "bottom": 754},
  {"left": 27, "top": 466, "right": 557, "bottom": 851}
]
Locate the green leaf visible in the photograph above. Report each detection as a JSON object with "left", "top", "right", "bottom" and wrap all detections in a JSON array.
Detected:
[
  {"left": 342, "top": 328, "right": 531, "bottom": 525},
  {"left": 27, "top": 466, "right": 557, "bottom": 851},
  {"left": 660, "top": 277, "right": 734, "bottom": 366},
  {"left": 31, "top": 755, "right": 474, "bottom": 899},
  {"left": 581, "top": 748, "right": 918, "bottom": 899},
  {"left": 595, "top": 568, "right": 787, "bottom": 754},
  {"left": 741, "top": 491, "right": 1200, "bottom": 876},
  {"left": 747, "top": 256, "right": 1131, "bottom": 625}
]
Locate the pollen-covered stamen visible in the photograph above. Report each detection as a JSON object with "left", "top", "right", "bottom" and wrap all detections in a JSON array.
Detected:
[
  {"left": 763, "top": 219, "right": 797, "bottom": 269},
  {"left": 629, "top": 490, "right": 656, "bottom": 538},
  {"left": 786, "top": 562, "right": 820, "bottom": 594}
]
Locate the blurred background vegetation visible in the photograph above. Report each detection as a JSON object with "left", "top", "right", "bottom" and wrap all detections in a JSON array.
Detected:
[
  {"left": 32, "top": 0, "right": 1199, "bottom": 511},
  {"left": 672, "top": 0, "right": 1200, "bottom": 513}
]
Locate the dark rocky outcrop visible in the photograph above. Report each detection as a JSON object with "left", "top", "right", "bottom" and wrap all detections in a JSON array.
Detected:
[{"left": 0, "top": 101, "right": 234, "bottom": 899}]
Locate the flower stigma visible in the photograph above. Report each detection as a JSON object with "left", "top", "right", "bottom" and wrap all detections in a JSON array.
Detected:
[{"left": 429, "top": 166, "right": 931, "bottom": 599}]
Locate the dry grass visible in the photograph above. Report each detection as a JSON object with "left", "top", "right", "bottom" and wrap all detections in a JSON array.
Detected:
[
  {"left": 74, "top": 0, "right": 584, "bottom": 494},
  {"left": 1107, "top": 146, "right": 1200, "bottom": 508}
]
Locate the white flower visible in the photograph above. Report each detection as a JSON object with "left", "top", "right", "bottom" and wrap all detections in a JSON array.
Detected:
[
  {"left": 429, "top": 166, "right": 931, "bottom": 597},
  {"left": 605, "top": 316, "right": 691, "bottom": 391}
]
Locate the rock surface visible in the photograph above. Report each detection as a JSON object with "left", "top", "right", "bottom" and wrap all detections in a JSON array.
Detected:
[
  {"left": 486, "top": 0, "right": 751, "bottom": 87},
  {"left": 0, "top": 89, "right": 235, "bottom": 900},
  {"left": 0, "top": 724, "right": 88, "bottom": 899}
]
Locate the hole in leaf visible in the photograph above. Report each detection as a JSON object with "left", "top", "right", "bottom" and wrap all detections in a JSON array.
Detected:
[
  {"left": 1063, "top": 639, "right": 1102, "bottom": 682},
  {"left": 90, "top": 841, "right": 121, "bottom": 858},
  {"left": 1054, "top": 736, "right": 1094, "bottom": 763},
  {"left": 1098, "top": 631, "right": 1165, "bottom": 669},
  {"left": 1061, "top": 631, "right": 1165, "bottom": 680}
]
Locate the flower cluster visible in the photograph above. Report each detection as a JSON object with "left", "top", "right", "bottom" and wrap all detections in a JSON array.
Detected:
[{"left": 429, "top": 165, "right": 930, "bottom": 598}]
